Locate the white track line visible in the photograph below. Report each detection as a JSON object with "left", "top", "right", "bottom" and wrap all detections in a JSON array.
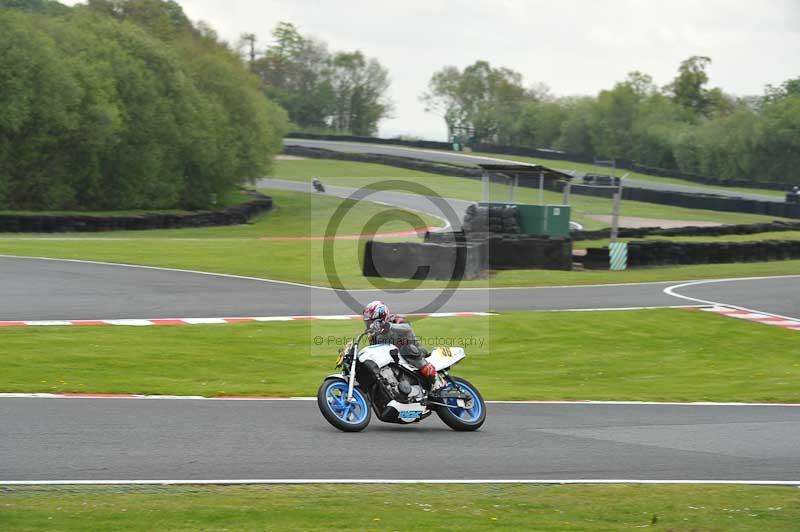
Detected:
[
  {"left": 0, "top": 312, "right": 493, "bottom": 328},
  {"left": 3, "top": 254, "right": 796, "bottom": 294},
  {"left": 539, "top": 304, "right": 703, "bottom": 312},
  {"left": 2, "top": 394, "right": 799, "bottom": 406},
  {"left": 355, "top": 274, "right": 800, "bottom": 292},
  {"left": 664, "top": 275, "right": 800, "bottom": 321},
  {"left": 3, "top": 479, "right": 799, "bottom": 486},
  {"left": 0, "top": 254, "right": 332, "bottom": 291}
]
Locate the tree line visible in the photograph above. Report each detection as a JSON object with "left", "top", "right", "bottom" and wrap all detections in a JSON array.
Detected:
[
  {"left": 422, "top": 58, "right": 800, "bottom": 183},
  {"left": 0, "top": 0, "right": 287, "bottom": 211},
  {"left": 240, "top": 22, "right": 393, "bottom": 137},
  {"left": 2, "top": 0, "right": 795, "bottom": 212}
]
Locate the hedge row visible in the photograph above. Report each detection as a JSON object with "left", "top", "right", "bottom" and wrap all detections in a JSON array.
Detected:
[
  {"left": 0, "top": 192, "right": 273, "bottom": 233},
  {"left": 286, "top": 132, "right": 796, "bottom": 192}
]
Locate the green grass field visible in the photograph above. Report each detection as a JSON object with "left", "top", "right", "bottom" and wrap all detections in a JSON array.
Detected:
[
  {"left": 3, "top": 484, "right": 799, "bottom": 531},
  {"left": 272, "top": 159, "right": 788, "bottom": 230},
  {"left": 0, "top": 160, "right": 797, "bottom": 289},
  {"left": 3, "top": 310, "right": 798, "bottom": 402}
]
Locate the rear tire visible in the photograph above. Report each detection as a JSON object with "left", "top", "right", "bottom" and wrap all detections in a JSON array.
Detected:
[
  {"left": 435, "top": 377, "right": 486, "bottom": 431},
  {"left": 317, "top": 378, "right": 371, "bottom": 432}
]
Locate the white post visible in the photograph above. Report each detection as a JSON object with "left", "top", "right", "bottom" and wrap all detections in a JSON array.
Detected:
[
  {"left": 511, "top": 174, "right": 518, "bottom": 203},
  {"left": 610, "top": 173, "right": 628, "bottom": 243},
  {"left": 539, "top": 170, "right": 544, "bottom": 205},
  {"left": 610, "top": 192, "right": 621, "bottom": 244},
  {"left": 563, "top": 180, "right": 572, "bottom": 205}
]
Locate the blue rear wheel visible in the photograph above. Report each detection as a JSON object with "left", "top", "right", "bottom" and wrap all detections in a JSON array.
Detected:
[{"left": 317, "top": 378, "right": 371, "bottom": 432}]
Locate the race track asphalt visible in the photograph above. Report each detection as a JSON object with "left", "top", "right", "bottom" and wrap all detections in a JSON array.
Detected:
[
  {"left": 2, "top": 255, "right": 797, "bottom": 321},
  {"left": 257, "top": 177, "right": 472, "bottom": 231},
  {"left": 3, "top": 398, "right": 799, "bottom": 481},
  {"left": 284, "top": 138, "right": 784, "bottom": 202}
]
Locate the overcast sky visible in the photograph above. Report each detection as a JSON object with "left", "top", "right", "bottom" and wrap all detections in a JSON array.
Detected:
[{"left": 67, "top": 0, "right": 800, "bottom": 140}]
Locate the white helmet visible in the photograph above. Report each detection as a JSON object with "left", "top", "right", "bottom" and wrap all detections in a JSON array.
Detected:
[{"left": 362, "top": 300, "right": 389, "bottom": 323}]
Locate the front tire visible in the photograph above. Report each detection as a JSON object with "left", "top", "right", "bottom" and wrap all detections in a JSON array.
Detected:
[
  {"left": 317, "top": 378, "right": 371, "bottom": 432},
  {"left": 435, "top": 377, "right": 486, "bottom": 431}
]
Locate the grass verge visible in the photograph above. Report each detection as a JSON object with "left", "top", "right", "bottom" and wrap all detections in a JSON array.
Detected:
[
  {"left": 2, "top": 310, "right": 798, "bottom": 402},
  {"left": 2, "top": 484, "right": 799, "bottom": 531}
]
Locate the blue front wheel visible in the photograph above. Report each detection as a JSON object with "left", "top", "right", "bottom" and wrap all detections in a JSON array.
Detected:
[{"left": 317, "top": 378, "right": 371, "bottom": 432}]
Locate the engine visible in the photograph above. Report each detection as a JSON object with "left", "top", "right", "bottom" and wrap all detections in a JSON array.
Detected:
[{"left": 378, "top": 365, "right": 423, "bottom": 403}]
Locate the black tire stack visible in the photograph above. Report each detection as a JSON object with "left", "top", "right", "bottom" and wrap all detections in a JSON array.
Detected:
[{"left": 462, "top": 204, "right": 520, "bottom": 235}]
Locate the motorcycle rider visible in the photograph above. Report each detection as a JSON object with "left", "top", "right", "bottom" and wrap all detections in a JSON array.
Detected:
[{"left": 362, "top": 300, "right": 438, "bottom": 382}]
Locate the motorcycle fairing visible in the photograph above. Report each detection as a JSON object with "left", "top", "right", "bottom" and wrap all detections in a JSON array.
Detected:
[{"left": 359, "top": 344, "right": 466, "bottom": 373}]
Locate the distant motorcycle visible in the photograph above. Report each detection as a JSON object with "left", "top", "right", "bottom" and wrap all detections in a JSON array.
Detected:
[
  {"left": 312, "top": 178, "right": 326, "bottom": 193},
  {"left": 317, "top": 329, "right": 486, "bottom": 432}
]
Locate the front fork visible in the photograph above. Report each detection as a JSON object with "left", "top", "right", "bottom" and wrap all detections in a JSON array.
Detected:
[{"left": 346, "top": 351, "right": 358, "bottom": 402}]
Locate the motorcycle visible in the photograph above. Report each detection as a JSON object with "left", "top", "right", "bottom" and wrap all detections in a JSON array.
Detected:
[
  {"left": 317, "top": 329, "right": 486, "bottom": 432},
  {"left": 312, "top": 179, "right": 326, "bottom": 193}
]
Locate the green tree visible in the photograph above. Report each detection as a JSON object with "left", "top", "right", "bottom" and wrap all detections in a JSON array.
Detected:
[
  {"left": 664, "top": 55, "right": 734, "bottom": 118},
  {"left": 422, "top": 60, "right": 527, "bottom": 143},
  {"left": 329, "top": 51, "right": 392, "bottom": 135},
  {"left": 0, "top": 3, "right": 287, "bottom": 210},
  {"left": 0, "top": 0, "right": 68, "bottom": 14},
  {"left": 253, "top": 22, "right": 391, "bottom": 134},
  {"left": 505, "top": 99, "right": 565, "bottom": 148},
  {"left": 588, "top": 81, "right": 638, "bottom": 159},
  {"left": 755, "top": 92, "right": 800, "bottom": 181},
  {"left": 86, "top": 0, "right": 192, "bottom": 39}
]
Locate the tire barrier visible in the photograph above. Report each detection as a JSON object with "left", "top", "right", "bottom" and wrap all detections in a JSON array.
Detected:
[
  {"left": 462, "top": 204, "right": 521, "bottom": 235},
  {"left": 424, "top": 231, "right": 573, "bottom": 271},
  {"left": 0, "top": 191, "right": 273, "bottom": 233},
  {"left": 362, "top": 239, "right": 488, "bottom": 281},
  {"left": 283, "top": 145, "right": 481, "bottom": 179},
  {"left": 286, "top": 132, "right": 795, "bottom": 192},
  {"left": 287, "top": 132, "right": 454, "bottom": 152},
  {"left": 547, "top": 180, "right": 800, "bottom": 220},
  {"left": 581, "top": 247, "right": 611, "bottom": 270},
  {"left": 487, "top": 235, "right": 573, "bottom": 270},
  {"left": 582, "top": 174, "right": 620, "bottom": 187},
  {"left": 581, "top": 239, "right": 800, "bottom": 269},
  {"left": 572, "top": 220, "right": 800, "bottom": 241}
]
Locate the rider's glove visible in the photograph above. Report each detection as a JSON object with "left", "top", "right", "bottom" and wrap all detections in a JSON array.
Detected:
[{"left": 368, "top": 320, "right": 389, "bottom": 336}]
